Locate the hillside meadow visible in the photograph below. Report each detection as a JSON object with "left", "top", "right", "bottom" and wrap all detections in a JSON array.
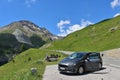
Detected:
[
  {"left": 47, "top": 16, "right": 120, "bottom": 52},
  {"left": 0, "top": 48, "right": 67, "bottom": 80}
]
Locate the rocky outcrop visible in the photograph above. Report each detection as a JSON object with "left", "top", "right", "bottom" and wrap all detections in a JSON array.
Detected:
[{"left": 13, "top": 29, "right": 32, "bottom": 45}]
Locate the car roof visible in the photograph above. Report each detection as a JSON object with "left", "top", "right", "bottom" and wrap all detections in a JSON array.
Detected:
[
  {"left": 76, "top": 52, "right": 100, "bottom": 55},
  {"left": 75, "top": 52, "right": 90, "bottom": 55}
]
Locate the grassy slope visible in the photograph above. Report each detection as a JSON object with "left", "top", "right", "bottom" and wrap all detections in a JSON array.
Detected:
[
  {"left": 0, "top": 48, "right": 67, "bottom": 80},
  {"left": 48, "top": 16, "right": 120, "bottom": 52}
]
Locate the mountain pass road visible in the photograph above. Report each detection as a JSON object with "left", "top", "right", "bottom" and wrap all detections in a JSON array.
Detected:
[
  {"left": 43, "top": 51, "right": 120, "bottom": 80},
  {"left": 43, "top": 65, "right": 120, "bottom": 80}
]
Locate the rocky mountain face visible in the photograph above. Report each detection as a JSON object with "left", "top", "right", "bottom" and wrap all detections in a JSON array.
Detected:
[{"left": 0, "top": 20, "right": 60, "bottom": 66}]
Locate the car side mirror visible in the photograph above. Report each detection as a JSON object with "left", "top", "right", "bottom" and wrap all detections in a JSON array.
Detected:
[{"left": 101, "top": 54, "right": 104, "bottom": 57}]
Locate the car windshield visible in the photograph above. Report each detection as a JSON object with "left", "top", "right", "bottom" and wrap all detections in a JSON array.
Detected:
[{"left": 68, "top": 52, "right": 84, "bottom": 59}]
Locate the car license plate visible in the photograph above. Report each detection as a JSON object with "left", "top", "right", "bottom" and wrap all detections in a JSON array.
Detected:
[{"left": 60, "top": 67, "right": 65, "bottom": 70}]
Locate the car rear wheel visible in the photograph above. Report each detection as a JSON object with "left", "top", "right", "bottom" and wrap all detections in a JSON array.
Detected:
[{"left": 78, "top": 66, "right": 84, "bottom": 75}]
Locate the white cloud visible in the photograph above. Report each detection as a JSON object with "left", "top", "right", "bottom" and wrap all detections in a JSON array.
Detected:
[
  {"left": 111, "top": 0, "right": 120, "bottom": 8},
  {"left": 57, "top": 20, "right": 70, "bottom": 34},
  {"left": 66, "top": 24, "right": 81, "bottom": 34},
  {"left": 113, "top": 13, "right": 120, "bottom": 17},
  {"left": 57, "top": 20, "right": 70, "bottom": 27},
  {"left": 7, "top": 0, "right": 38, "bottom": 7},
  {"left": 25, "top": 0, "right": 38, "bottom": 7},
  {"left": 81, "top": 19, "right": 93, "bottom": 27},
  {"left": 57, "top": 19, "right": 93, "bottom": 36}
]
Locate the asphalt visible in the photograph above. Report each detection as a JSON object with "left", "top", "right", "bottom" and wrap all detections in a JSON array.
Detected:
[
  {"left": 43, "top": 50, "right": 120, "bottom": 80},
  {"left": 43, "top": 65, "right": 120, "bottom": 80},
  {"left": 103, "top": 57, "right": 120, "bottom": 68}
]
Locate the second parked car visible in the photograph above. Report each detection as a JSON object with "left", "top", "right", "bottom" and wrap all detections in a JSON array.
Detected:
[{"left": 58, "top": 52, "right": 103, "bottom": 74}]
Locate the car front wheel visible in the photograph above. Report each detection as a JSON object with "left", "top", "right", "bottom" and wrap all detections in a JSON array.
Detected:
[
  {"left": 78, "top": 66, "right": 84, "bottom": 75},
  {"left": 99, "top": 63, "right": 102, "bottom": 70}
]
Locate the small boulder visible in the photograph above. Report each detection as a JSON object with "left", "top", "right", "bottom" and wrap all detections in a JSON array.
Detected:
[{"left": 31, "top": 68, "right": 37, "bottom": 75}]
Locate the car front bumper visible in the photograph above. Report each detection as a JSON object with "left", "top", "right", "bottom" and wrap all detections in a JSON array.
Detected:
[{"left": 58, "top": 65, "right": 78, "bottom": 74}]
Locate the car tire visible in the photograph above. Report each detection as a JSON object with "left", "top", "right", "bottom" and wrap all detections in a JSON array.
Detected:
[
  {"left": 99, "top": 63, "right": 102, "bottom": 70},
  {"left": 78, "top": 66, "right": 84, "bottom": 75}
]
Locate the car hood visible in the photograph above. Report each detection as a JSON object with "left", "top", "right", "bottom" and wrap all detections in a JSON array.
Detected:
[{"left": 59, "top": 57, "right": 81, "bottom": 66}]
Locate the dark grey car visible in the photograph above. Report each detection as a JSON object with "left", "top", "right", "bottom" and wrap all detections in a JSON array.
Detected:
[{"left": 58, "top": 52, "right": 103, "bottom": 74}]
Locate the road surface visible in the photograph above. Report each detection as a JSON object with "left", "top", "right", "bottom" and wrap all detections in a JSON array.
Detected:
[
  {"left": 43, "top": 51, "right": 120, "bottom": 80},
  {"left": 43, "top": 65, "right": 120, "bottom": 80}
]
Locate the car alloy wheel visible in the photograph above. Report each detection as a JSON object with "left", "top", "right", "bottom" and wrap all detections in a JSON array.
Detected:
[{"left": 78, "top": 66, "right": 84, "bottom": 74}]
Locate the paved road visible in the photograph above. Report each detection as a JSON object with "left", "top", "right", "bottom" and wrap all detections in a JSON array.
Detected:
[
  {"left": 103, "top": 57, "right": 120, "bottom": 68},
  {"left": 54, "top": 50, "right": 74, "bottom": 55},
  {"left": 43, "top": 65, "right": 120, "bottom": 80},
  {"left": 43, "top": 51, "right": 120, "bottom": 80}
]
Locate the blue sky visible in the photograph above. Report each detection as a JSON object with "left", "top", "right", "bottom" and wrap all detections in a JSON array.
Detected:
[{"left": 0, "top": 0, "right": 120, "bottom": 36}]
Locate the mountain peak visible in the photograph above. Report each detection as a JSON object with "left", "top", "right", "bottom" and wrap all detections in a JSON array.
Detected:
[
  {"left": 0, "top": 20, "right": 60, "bottom": 41},
  {"left": 18, "top": 20, "right": 40, "bottom": 28}
]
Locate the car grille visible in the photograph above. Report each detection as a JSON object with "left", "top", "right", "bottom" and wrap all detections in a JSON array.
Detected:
[{"left": 59, "top": 64, "right": 68, "bottom": 67}]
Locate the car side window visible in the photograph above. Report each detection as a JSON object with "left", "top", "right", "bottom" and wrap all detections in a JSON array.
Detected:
[{"left": 88, "top": 53, "right": 100, "bottom": 59}]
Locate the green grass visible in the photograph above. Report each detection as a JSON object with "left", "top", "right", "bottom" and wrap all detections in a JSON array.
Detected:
[
  {"left": 0, "top": 48, "right": 67, "bottom": 80},
  {"left": 47, "top": 15, "right": 120, "bottom": 52}
]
